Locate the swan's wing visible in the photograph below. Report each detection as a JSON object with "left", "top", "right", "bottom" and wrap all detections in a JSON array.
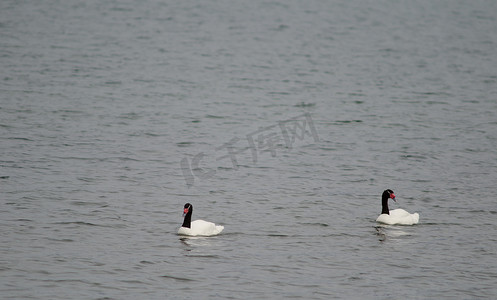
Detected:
[
  {"left": 191, "top": 220, "right": 223, "bottom": 236},
  {"left": 390, "top": 209, "right": 410, "bottom": 218}
]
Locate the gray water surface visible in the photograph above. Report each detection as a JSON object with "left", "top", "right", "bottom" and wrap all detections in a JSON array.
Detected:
[{"left": 1, "top": 0, "right": 497, "bottom": 299}]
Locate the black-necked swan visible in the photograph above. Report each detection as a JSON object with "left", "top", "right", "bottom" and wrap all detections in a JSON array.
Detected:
[
  {"left": 376, "top": 189, "right": 419, "bottom": 225},
  {"left": 177, "top": 203, "right": 224, "bottom": 236}
]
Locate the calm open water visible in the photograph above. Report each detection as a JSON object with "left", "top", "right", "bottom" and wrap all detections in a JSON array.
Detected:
[{"left": 1, "top": 0, "right": 497, "bottom": 299}]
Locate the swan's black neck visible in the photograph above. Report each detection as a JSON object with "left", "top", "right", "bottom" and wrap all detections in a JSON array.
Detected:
[
  {"left": 182, "top": 204, "right": 192, "bottom": 228},
  {"left": 381, "top": 191, "right": 390, "bottom": 215}
]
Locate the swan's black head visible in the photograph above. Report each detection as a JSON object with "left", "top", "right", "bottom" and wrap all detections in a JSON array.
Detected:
[
  {"left": 382, "top": 189, "right": 396, "bottom": 202},
  {"left": 381, "top": 189, "right": 396, "bottom": 215},
  {"left": 183, "top": 203, "right": 193, "bottom": 217},
  {"left": 182, "top": 203, "right": 193, "bottom": 228}
]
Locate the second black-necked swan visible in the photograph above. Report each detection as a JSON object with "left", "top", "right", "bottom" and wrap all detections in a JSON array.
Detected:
[
  {"left": 178, "top": 203, "right": 224, "bottom": 236},
  {"left": 376, "top": 189, "right": 419, "bottom": 225}
]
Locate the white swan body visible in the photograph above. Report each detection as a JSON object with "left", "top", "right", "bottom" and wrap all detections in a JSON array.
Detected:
[
  {"left": 178, "top": 220, "right": 224, "bottom": 236},
  {"left": 376, "top": 209, "right": 419, "bottom": 225},
  {"left": 376, "top": 189, "right": 419, "bottom": 225},
  {"left": 178, "top": 203, "right": 224, "bottom": 236}
]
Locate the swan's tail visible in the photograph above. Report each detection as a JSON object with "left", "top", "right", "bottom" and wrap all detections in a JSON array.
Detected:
[
  {"left": 412, "top": 213, "right": 419, "bottom": 224},
  {"left": 215, "top": 225, "right": 224, "bottom": 234}
]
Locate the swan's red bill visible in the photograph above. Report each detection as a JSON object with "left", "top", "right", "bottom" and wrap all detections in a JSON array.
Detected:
[
  {"left": 183, "top": 208, "right": 189, "bottom": 216},
  {"left": 391, "top": 193, "right": 397, "bottom": 202}
]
